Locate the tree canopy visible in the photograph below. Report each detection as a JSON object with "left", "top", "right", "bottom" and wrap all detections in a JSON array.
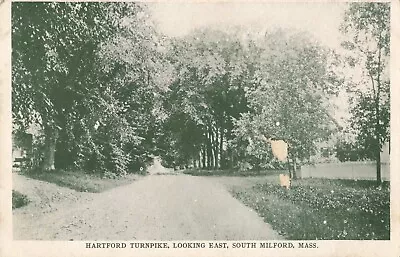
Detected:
[
  {"left": 12, "top": 2, "right": 167, "bottom": 174},
  {"left": 340, "top": 2, "right": 390, "bottom": 183},
  {"left": 12, "top": 2, "right": 381, "bottom": 177}
]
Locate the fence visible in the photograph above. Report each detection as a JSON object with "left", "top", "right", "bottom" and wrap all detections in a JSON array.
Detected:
[{"left": 299, "top": 161, "right": 390, "bottom": 181}]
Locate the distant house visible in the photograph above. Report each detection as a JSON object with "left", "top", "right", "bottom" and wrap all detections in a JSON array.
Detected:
[{"left": 12, "top": 132, "right": 33, "bottom": 170}]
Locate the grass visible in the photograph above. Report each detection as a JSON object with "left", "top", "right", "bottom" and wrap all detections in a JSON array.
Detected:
[
  {"left": 12, "top": 190, "right": 30, "bottom": 209},
  {"left": 183, "top": 169, "right": 284, "bottom": 177},
  {"left": 20, "top": 169, "right": 142, "bottom": 193},
  {"left": 230, "top": 177, "right": 390, "bottom": 240}
]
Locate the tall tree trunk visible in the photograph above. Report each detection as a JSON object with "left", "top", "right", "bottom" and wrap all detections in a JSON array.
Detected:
[
  {"left": 42, "top": 126, "right": 59, "bottom": 171},
  {"left": 286, "top": 156, "right": 292, "bottom": 178},
  {"left": 375, "top": 71, "right": 382, "bottom": 184},
  {"left": 219, "top": 128, "right": 224, "bottom": 169},
  {"left": 371, "top": 74, "right": 382, "bottom": 184},
  {"left": 376, "top": 74, "right": 382, "bottom": 184},
  {"left": 214, "top": 128, "right": 219, "bottom": 169},
  {"left": 231, "top": 149, "right": 234, "bottom": 169},
  {"left": 202, "top": 147, "right": 206, "bottom": 169},
  {"left": 210, "top": 128, "right": 215, "bottom": 169},
  {"left": 376, "top": 150, "right": 382, "bottom": 184},
  {"left": 198, "top": 150, "right": 201, "bottom": 168},
  {"left": 213, "top": 137, "right": 216, "bottom": 169},
  {"left": 207, "top": 129, "right": 212, "bottom": 169},
  {"left": 375, "top": 31, "right": 383, "bottom": 184}
]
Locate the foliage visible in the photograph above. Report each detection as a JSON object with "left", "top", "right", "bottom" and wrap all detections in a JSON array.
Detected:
[
  {"left": 12, "top": 2, "right": 169, "bottom": 174},
  {"left": 163, "top": 28, "right": 340, "bottom": 171},
  {"left": 231, "top": 178, "right": 390, "bottom": 240},
  {"left": 13, "top": 2, "right": 117, "bottom": 171},
  {"left": 162, "top": 28, "right": 252, "bottom": 169},
  {"left": 334, "top": 140, "right": 361, "bottom": 162},
  {"left": 233, "top": 30, "right": 339, "bottom": 167},
  {"left": 12, "top": 190, "right": 30, "bottom": 209},
  {"left": 92, "top": 5, "right": 173, "bottom": 173},
  {"left": 350, "top": 92, "right": 390, "bottom": 160},
  {"left": 340, "top": 2, "right": 390, "bottom": 181},
  {"left": 13, "top": 2, "right": 384, "bottom": 176},
  {"left": 12, "top": 2, "right": 114, "bottom": 129}
]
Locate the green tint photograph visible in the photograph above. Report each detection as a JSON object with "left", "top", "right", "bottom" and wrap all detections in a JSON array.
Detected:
[{"left": 11, "top": 1, "right": 390, "bottom": 241}]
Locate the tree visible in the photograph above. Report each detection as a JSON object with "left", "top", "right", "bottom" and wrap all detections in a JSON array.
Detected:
[
  {"left": 12, "top": 2, "right": 117, "bottom": 170},
  {"left": 164, "top": 28, "right": 252, "bottom": 169},
  {"left": 164, "top": 28, "right": 339, "bottom": 173},
  {"left": 233, "top": 29, "right": 340, "bottom": 178},
  {"left": 95, "top": 4, "right": 174, "bottom": 173},
  {"left": 340, "top": 2, "right": 390, "bottom": 183},
  {"left": 12, "top": 2, "right": 163, "bottom": 173},
  {"left": 350, "top": 92, "right": 390, "bottom": 161}
]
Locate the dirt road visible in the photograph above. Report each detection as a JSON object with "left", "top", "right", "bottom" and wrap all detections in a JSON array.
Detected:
[{"left": 13, "top": 173, "right": 282, "bottom": 240}]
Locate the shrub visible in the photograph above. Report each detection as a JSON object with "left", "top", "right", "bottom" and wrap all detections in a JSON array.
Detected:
[{"left": 12, "top": 190, "right": 30, "bottom": 209}]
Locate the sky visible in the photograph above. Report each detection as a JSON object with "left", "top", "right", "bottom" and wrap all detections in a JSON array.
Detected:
[
  {"left": 149, "top": 2, "right": 352, "bottom": 126},
  {"left": 149, "top": 2, "right": 348, "bottom": 50}
]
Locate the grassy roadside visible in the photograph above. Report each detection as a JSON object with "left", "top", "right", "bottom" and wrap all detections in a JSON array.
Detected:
[
  {"left": 183, "top": 169, "right": 284, "bottom": 177},
  {"left": 20, "top": 169, "right": 143, "bottom": 193},
  {"left": 230, "top": 178, "right": 390, "bottom": 240}
]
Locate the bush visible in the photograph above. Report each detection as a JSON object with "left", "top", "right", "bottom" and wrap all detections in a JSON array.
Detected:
[
  {"left": 237, "top": 161, "right": 253, "bottom": 171},
  {"left": 12, "top": 190, "right": 29, "bottom": 209}
]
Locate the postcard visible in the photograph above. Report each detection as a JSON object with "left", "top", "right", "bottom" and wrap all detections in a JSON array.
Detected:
[{"left": 1, "top": 1, "right": 399, "bottom": 256}]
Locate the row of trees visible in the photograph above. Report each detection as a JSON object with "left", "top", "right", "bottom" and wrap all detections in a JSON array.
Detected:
[
  {"left": 13, "top": 3, "right": 168, "bottom": 175},
  {"left": 163, "top": 28, "right": 340, "bottom": 174},
  {"left": 339, "top": 3, "right": 390, "bottom": 183},
  {"left": 12, "top": 2, "right": 390, "bottom": 182}
]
